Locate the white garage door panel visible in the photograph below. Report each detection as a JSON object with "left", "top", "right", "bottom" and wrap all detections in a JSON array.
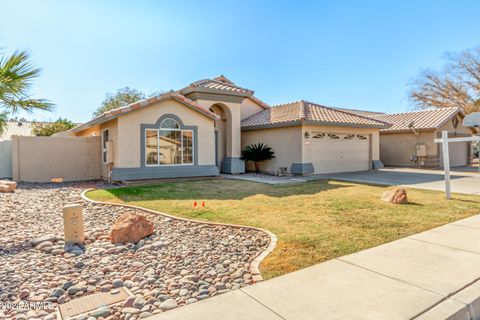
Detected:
[
  {"left": 310, "top": 134, "right": 370, "bottom": 174},
  {"left": 440, "top": 141, "right": 468, "bottom": 167}
]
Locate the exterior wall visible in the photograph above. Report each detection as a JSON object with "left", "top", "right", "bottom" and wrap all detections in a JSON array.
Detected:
[
  {"left": 74, "top": 100, "right": 218, "bottom": 181},
  {"left": 240, "top": 98, "right": 265, "bottom": 120},
  {"left": 0, "top": 140, "right": 12, "bottom": 179},
  {"left": 380, "top": 114, "right": 474, "bottom": 167},
  {"left": 209, "top": 105, "right": 227, "bottom": 169},
  {"left": 12, "top": 136, "right": 101, "bottom": 182},
  {"left": 241, "top": 126, "right": 303, "bottom": 174},
  {"left": 75, "top": 125, "right": 101, "bottom": 137},
  {"left": 439, "top": 115, "right": 473, "bottom": 135},
  {"left": 75, "top": 119, "right": 118, "bottom": 179},
  {"left": 116, "top": 100, "right": 215, "bottom": 168},
  {"left": 195, "top": 98, "right": 245, "bottom": 174},
  {"left": 379, "top": 131, "right": 436, "bottom": 167},
  {"left": 437, "top": 116, "right": 473, "bottom": 167},
  {"left": 195, "top": 99, "right": 242, "bottom": 159},
  {"left": 99, "top": 120, "right": 118, "bottom": 178}
]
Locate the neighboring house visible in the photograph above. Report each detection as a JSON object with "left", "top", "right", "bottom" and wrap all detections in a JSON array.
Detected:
[
  {"left": 0, "top": 121, "right": 40, "bottom": 141},
  {"left": 372, "top": 107, "right": 475, "bottom": 167},
  {"left": 70, "top": 76, "right": 391, "bottom": 181},
  {"left": 0, "top": 120, "right": 75, "bottom": 140}
]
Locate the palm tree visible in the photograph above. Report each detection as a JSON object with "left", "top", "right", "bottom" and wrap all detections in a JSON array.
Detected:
[
  {"left": 0, "top": 50, "right": 53, "bottom": 133},
  {"left": 241, "top": 143, "right": 275, "bottom": 173}
]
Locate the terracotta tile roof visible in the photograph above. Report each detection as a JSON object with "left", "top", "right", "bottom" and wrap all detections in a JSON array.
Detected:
[
  {"left": 372, "top": 107, "right": 464, "bottom": 133},
  {"left": 333, "top": 107, "right": 385, "bottom": 117},
  {"left": 202, "top": 75, "right": 269, "bottom": 108},
  {"left": 103, "top": 91, "right": 216, "bottom": 119},
  {"left": 70, "top": 91, "right": 218, "bottom": 133},
  {"left": 72, "top": 76, "right": 262, "bottom": 133},
  {"left": 0, "top": 121, "right": 37, "bottom": 140},
  {"left": 180, "top": 75, "right": 254, "bottom": 96},
  {"left": 241, "top": 101, "right": 391, "bottom": 129}
]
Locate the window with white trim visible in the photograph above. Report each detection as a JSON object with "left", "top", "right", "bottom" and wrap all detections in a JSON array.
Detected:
[
  {"left": 102, "top": 129, "right": 109, "bottom": 163},
  {"left": 145, "top": 118, "right": 194, "bottom": 166}
]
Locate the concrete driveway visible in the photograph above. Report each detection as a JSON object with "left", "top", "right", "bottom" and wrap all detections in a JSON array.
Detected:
[{"left": 307, "top": 167, "right": 480, "bottom": 195}]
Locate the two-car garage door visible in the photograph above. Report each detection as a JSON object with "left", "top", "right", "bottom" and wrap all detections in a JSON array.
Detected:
[{"left": 309, "top": 132, "right": 370, "bottom": 174}]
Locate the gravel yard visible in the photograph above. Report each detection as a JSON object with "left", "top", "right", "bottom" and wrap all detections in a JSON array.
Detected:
[{"left": 0, "top": 183, "right": 270, "bottom": 320}]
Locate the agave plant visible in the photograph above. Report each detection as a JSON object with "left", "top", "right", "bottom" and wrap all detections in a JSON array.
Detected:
[{"left": 241, "top": 143, "right": 275, "bottom": 173}]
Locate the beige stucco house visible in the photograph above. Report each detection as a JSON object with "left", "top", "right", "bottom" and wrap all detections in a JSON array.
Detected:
[
  {"left": 372, "top": 107, "right": 475, "bottom": 167},
  {"left": 70, "top": 76, "right": 391, "bottom": 181}
]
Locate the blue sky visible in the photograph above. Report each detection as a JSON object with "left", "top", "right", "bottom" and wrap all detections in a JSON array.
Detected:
[{"left": 1, "top": 0, "right": 479, "bottom": 122}]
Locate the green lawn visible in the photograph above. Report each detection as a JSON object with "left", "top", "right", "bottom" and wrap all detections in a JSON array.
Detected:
[{"left": 87, "top": 179, "right": 480, "bottom": 279}]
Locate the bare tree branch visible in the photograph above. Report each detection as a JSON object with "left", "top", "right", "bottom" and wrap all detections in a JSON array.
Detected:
[{"left": 410, "top": 47, "right": 480, "bottom": 113}]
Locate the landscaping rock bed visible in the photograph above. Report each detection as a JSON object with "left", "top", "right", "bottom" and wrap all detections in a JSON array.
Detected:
[{"left": 0, "top": 183, "right": 270, "bottom": 320}]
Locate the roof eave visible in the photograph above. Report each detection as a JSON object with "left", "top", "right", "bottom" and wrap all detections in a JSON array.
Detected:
[
  {"left": 69, "top": 114, "right": 114, "bottom": 133},
  {"left": 181, "top": 86, "right": 254, "bottom": 98},
  {"left": 379, "top": 128, "right": 437, "bottom": 134},
  {"left": 241, "top": 120, "right": 303, "bottom": 131},
  {"left": 433, "top": 107, "right": 465, "bottom": 130},
  {"left": 242, "top": 120, "right": 391, "bottom": 131},
  {"left": 249, "top": 96, "right": 270, "bottom": 109},
  {"left": 71, "top": 94, "right": 218, "bottom": 134},
  {"left": 302, "top": 120, "right": 391, "bottom": 129},
  {"left": 170, "top": 96, "right": 219, "bottom": 120}
]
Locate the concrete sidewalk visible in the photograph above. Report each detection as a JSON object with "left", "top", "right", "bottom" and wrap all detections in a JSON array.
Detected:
[{"left": 151, "top": 215, "right": 480, "bottom": 320}]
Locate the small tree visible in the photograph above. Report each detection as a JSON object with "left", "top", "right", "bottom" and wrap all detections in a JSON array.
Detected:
[
  {"left": 93, "top": 87, "right": 166, "bottom": 117},
  {"left": 0, "top": 112, "right": 7, "bottom": 135},
  {"left": 241, "top": 143, "right": 275, "bottom": 173},
  {"left": 93, "top": 87, "right": 146, "bottom": 117},
  {"left": 33, "top": 118, "right": 75, "bottom": 136}
]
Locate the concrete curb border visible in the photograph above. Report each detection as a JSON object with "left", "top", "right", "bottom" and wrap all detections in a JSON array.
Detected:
[
  {"left": 80, "top": 189, "right": 278, "bottom": 283},
  {"left": 414, "top": 279, "right": 480, "bottom": 319}
]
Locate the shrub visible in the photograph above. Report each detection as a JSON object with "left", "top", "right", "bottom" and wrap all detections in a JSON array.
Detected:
[{"left": 240, "top": 143, "right": 275, "bottom": 173}]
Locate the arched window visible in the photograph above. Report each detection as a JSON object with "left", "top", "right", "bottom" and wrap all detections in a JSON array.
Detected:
[
  {"left": 145, "top": 117, "right": 194, "bottom": 166},
  {"left": 160, "top": 118, "right": 180, "bottom": 129}
]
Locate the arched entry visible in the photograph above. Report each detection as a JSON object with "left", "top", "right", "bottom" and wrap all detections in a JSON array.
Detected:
[{"left": 210, "top": 104, "right": 228, "bottom": 171}]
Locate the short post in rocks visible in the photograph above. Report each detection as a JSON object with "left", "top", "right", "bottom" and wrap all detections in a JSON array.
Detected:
[{"left": 63, "top": 204, "right": 85, "bottom": 244}]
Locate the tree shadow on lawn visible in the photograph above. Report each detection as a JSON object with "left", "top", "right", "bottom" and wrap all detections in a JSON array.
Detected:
[
  {"left": 451, "top": 198, "right": 480, "bottom": 204},
  {"left": 95, "top": 179, "right": 353, "bottom": 202}
]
